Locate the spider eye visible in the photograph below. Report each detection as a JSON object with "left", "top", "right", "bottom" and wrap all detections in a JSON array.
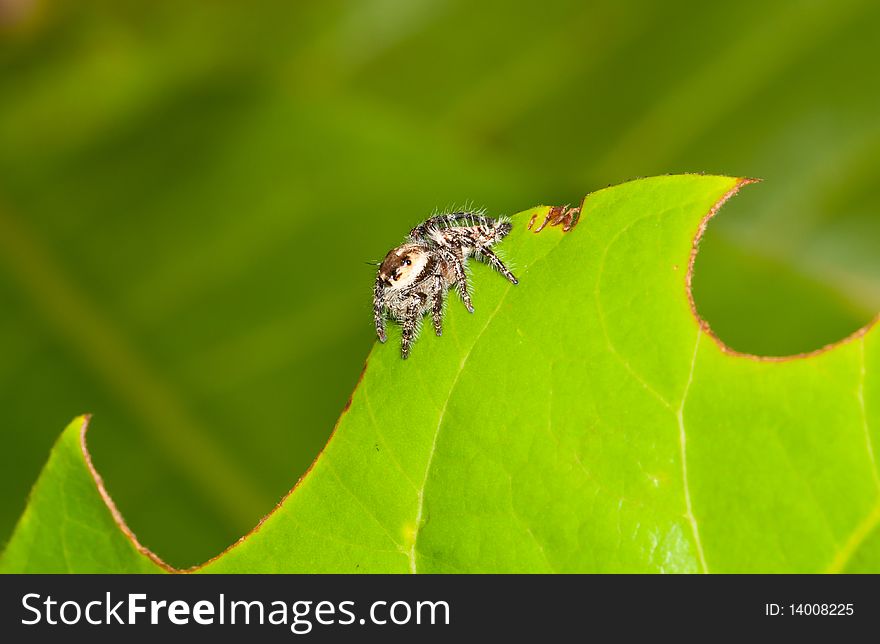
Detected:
[{"left": 404, "top": 259, "right": 412, "bottom": 266}]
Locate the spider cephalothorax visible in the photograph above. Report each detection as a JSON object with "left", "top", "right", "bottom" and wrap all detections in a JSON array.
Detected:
[{"left": 373, "top": 211, "right": 518, "bottom": 358}]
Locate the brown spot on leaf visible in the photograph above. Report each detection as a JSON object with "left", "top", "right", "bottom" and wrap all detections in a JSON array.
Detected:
[{"left": 528, "top": 204, "right": 581, "bottom": 233}]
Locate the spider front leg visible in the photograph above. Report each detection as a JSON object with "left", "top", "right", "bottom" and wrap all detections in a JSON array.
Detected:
[
  {"left": 400, "top": 297, "right": 423, "bottom": 359},
  {"left": 430, "top": 274, "right": 445, "bottom": 336},
  {"left": 373, "top": 277, "right": 387, "bottom": 343},
  {"left": 476, "top": 245, "right": 518, "bottom": 285}
]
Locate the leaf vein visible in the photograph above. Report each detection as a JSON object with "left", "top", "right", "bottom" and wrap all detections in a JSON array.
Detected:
[
  {"left": 677, "top": 330, "right": 708, "bottom": 573},
  {"left": 324, "top": 460, "right": 407, "bottom": 554},
  {"left": 362, "top": 386, "right": 419, "bottom": 491},
  {"left": 593, "top": 209, "right": 676, "bottom": 409}
]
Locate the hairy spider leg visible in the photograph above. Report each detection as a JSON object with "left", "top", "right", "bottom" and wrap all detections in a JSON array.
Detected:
[
  {"left": 445, "top": 249, "right": 474, "bottom": 313},
  {"left": 373, "top": 276, "right": 387, "bottom": 342},
  {"left": 430, "top": 274, "right": 445, "bottom": 336},
  {"left": 400, "top": 296, "right": 423, "bottom": 359},
  {"left": 475, "top": 245, "right": 518, "bottom": 285}
]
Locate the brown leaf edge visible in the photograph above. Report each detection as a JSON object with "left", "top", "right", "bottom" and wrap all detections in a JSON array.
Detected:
[
  {"left": 79, "top": 415, "right": 175, "bottom": 572},
  {"left": 74, "top": 177, "right": 879, "bottom": 573},
  {"left": 79, "top": 360, "right": 369, "bottom": 573},
  {"left": 687, "top": 177, "right": 879, "bottom": 361}
]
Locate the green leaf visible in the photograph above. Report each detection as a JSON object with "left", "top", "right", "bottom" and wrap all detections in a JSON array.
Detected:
[
  {"left": 3, "top": 174, "right": 878, "bottom": 573},
  {"left": 0, "top": 416, "right": 163, "bottom": 573}
]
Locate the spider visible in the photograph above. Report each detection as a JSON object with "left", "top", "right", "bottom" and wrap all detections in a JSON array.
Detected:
[{"left": 373, "top": 211, "right": 518, "bottom": 358}]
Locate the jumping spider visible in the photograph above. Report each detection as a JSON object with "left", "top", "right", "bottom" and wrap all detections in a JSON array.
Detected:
[{"left": 373, "top": 211, "right": 518, "bottom": 358}]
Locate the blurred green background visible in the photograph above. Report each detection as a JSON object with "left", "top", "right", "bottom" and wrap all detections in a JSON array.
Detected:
[{"left": 1, "top": 0, "right": 878, "bottom": 568}]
